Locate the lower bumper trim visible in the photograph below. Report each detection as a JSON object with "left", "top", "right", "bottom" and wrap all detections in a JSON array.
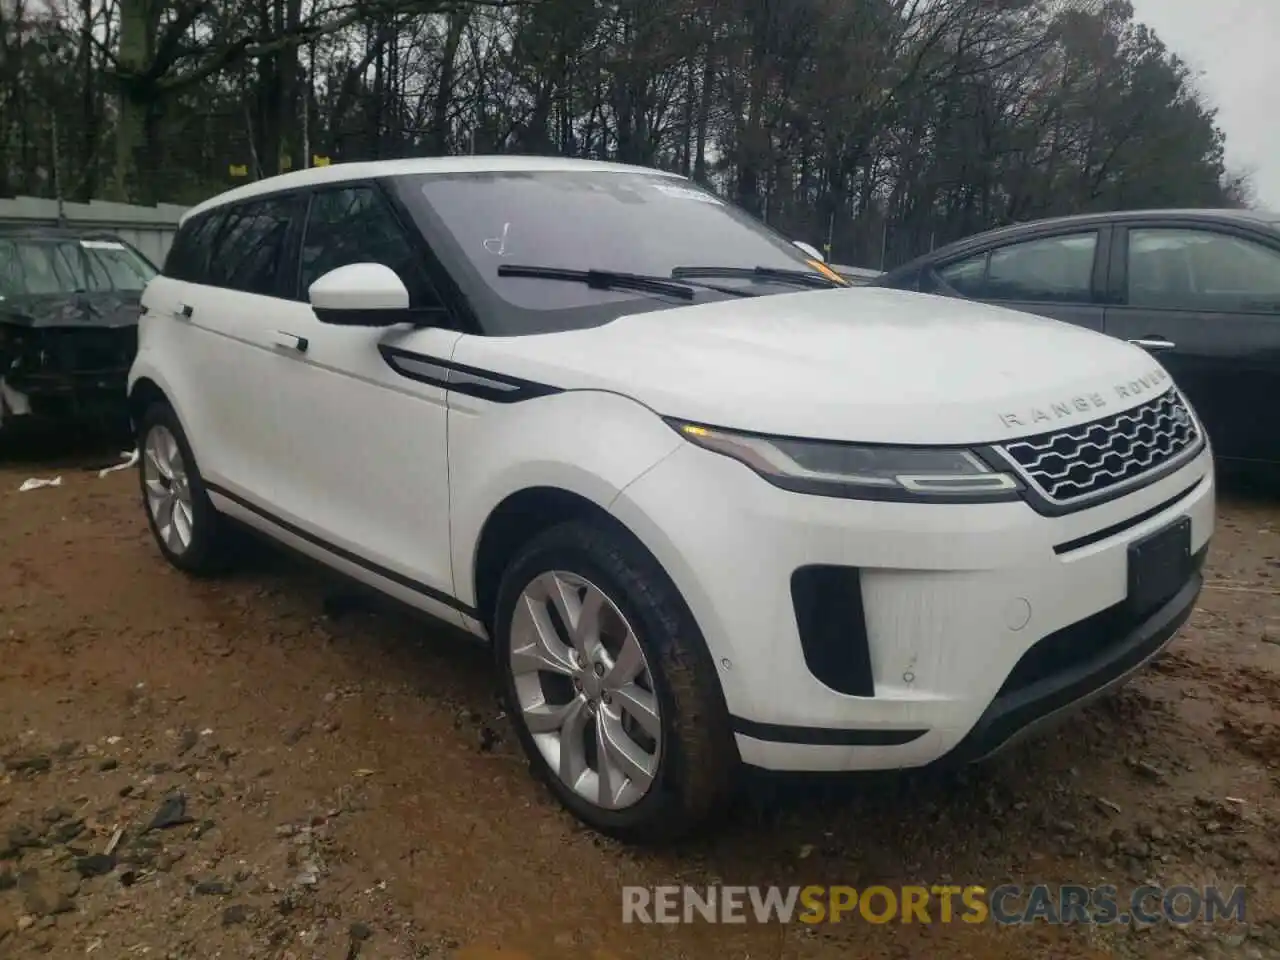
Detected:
[
  {"left": 729, "top": 716, "right": 928, "bottom": 747},
  {"left": 943, "top": 569, "right": 1203, "bottom": 765}
]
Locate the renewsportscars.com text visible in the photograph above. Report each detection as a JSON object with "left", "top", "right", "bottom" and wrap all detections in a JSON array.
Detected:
[{"left": 622, "top": 884, "right": 1247, "bottom": 926}]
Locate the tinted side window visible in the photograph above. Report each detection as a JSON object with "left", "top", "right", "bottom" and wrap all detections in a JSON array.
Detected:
[
  {"left": 1127, "top": 228, "right": 1280, "bottom": 313},
  {"left": 937, "top": 253, "right": 988, "bottom": 297},
  {"left": 299, "top": 186, "right": 438, "bottom": 307},
  {"left": 205, "top": 196, "right": 297, "bottom": 296},
  {"left": 164, "top": 212, "right": 224, "bottom": 283},
  {"left": 938, "top": 233, "right": 1097, "bottom": 303},
  {"left": 984, "top": 233, "right": 1097, "bottom": 302}
]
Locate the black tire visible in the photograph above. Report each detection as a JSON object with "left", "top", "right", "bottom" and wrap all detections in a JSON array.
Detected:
[
  {"left": 137, "top": 401, "right": 233, "bottom": 576},
  {"left": 493, "top": 518, "right": 739, "bottom": 843}
]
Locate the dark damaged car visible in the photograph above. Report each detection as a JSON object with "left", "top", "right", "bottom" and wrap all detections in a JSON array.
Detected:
[{"left": 0, "top": 226, "right": 156, "bottom": 435}]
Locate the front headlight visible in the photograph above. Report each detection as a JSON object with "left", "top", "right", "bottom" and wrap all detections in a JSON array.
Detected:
[{"left": 667, "top": 420, "right": 1021, "bottom": 502}]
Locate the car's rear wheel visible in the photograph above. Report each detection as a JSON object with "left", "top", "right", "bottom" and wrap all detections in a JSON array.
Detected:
[
  {"left": 493, "top": 519, "right": 738, "bottom": 843},
  {"left": 138, "top": 402, "right": 232, "bottom": 576}
]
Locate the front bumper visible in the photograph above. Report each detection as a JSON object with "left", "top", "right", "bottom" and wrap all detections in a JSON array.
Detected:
[
  {"left": 943, "top": 563, "right": 1201, "bottom": 764},
  {"left": 1, "top": 325, "right": 135, "bottom": 427},
  {"left": 1, "top": 372, "right": 130, "bottom": 425},
  {"left": 609, "top": 439, "right": 1214, "bottom": 773},
  {"left": 2, "top": 323, "right": 136, "bottom": 419}
]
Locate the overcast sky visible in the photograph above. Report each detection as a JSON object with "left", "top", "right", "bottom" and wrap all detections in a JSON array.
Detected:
[{"left": 1126, "top": 0, "right": 1280, "bottom": 209}]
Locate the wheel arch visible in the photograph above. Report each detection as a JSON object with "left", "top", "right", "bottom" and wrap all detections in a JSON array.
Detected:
[
  {"left": 127, "top": 376, "right": 171, "bottom": 434},
  {"left": 470, "top": 485, "right": 655, "bottom": 633},
  {"left": 449, "top": 388, "right": 685, "bottom": 629}
]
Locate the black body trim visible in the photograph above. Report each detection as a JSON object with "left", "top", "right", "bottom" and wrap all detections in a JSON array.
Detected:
[
  {"left": 790, "top": 565, "right": 876, "bottom": 697},
  {"left": 1052, "top": 477, "right": 1204, "bottom": 554},
  {"left": 378, "top": 344, "right": 564, "bottom": 404},
  {"left": 730, "top": 716, "right": 929, "bottom": 747},
  {"left": 203, "top": 481, "right": 477, "bottom": 618},
  {"left": 313, "top": 306, "right": 448, "bottom": 329},
  {"left": 943, "top": 556, "right": 1204, "bottom": 765}
]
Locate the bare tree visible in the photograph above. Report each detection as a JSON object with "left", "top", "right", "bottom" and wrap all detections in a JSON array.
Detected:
[{"left": 0, "top": 0, "right": 1249, "bottom": 264}]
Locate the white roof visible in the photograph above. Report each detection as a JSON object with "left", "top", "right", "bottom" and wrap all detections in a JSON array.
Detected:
[{"left": 182, "top": 155, "right": 685, "bottom": 222}]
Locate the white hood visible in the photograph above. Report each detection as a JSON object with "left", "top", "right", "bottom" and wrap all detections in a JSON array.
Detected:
[{"left": 457, "top": 287, "right": 1175, "bottom": 445}]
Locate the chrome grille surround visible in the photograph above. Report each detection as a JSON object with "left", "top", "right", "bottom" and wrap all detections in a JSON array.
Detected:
[{"left": 992, "top": 388, "right": 1202, "bottom": 508}]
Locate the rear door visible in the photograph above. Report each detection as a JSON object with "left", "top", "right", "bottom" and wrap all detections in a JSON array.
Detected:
[
  {"left": 918, "top": 226, "right": 1111, "bottom": 332},
  {"left": 1103, "top": 221, "right": 1280, "bottom": 464},
  {"left": 148, "top": 193, "right": 305, "bottom": 505}
]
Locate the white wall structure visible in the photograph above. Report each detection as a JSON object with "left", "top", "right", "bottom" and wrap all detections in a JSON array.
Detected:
[{"left": 0, "top": 196, "right": 189, "bottom": 267}]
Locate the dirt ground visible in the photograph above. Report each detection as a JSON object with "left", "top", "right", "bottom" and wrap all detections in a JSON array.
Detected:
[{"left": 0, "top": 442, "right": 1277, "bottom": 960}]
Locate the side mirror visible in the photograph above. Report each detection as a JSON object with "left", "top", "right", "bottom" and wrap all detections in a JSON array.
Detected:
[
  {"left": 309, "top": 263, "right": 410, "bottom": 326},
  {"left": 793, "top": 240, "right": 825, "bottom": 262}
]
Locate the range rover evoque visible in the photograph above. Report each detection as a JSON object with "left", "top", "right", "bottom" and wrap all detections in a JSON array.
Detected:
[{"left": 127, "top": 157, "right": 1215, "bottom": 842}]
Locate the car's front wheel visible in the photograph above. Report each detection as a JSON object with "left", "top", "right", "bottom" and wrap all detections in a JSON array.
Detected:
[
  {"left": 137, "top": 402, "right": 232, "bottom": 576},
  {"left": 493, "top": 519, "right": 738, "bottom": 843}
]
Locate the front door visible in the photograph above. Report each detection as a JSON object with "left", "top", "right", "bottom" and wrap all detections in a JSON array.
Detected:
[
  {"left": 267, "top": 182, "right": 464, "bottom": 623},
  {"left": 1104, "top": 223, "right": 1280, "bottom": 465}
]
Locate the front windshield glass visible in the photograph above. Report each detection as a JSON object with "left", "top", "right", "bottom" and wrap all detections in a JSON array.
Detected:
[
  {"left": 0, "top": 237, "right": 157, "bottom": 297},
  {"left": 397, "top": 169, "right": 829, "bottom": 335},
  {"left": 80, "top": 239, "right": 157, "bottom": 292}
]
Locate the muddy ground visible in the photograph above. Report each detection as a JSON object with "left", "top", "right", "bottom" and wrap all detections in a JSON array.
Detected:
[{"left": 0, "top": 443, "right": 1277, "bottom": 960}]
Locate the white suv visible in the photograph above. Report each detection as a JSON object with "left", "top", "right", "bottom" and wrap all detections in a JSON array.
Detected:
[{"left": 129, "top": 156, "right": 1214, "bottom": 842}]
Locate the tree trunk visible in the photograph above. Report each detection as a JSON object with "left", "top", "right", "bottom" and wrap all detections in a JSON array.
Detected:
[
  {"left": 111, "top": 0, "right": 157, "bottom": 201},
  {"left": 75, "top": 0, "right": 98, "bottom": 200},
  {"left": 430, "top": 9, "right": 469, "bottom": 154}
]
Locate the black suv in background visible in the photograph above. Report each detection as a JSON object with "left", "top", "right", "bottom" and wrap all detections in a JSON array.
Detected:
[
  {"left": 876, "top": 209, "right": 1280, "bottom": 471},
  {"left": 0, "top": 226, "right": 157, "bottom": 436}
]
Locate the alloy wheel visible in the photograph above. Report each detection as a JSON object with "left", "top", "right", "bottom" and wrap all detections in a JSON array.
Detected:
[
  {"left": 142, "top": 424, "right": 195, "bottom": 555},
  {"left": 508, "top": 570, "right": 662, "bottom": 810}
]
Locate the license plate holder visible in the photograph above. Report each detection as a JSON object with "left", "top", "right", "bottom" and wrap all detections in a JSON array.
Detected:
[{"left": 1127, "top": 517, "right": 1192, "bottom": 614}]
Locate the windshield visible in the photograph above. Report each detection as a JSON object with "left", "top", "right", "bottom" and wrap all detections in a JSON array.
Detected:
[
  {"left": 80, "top": 239, "right": 157, "bottom": 292},
  {"left": 0, "top": 237, "right": 157, "bottom": 298},
  {"left": 395, "top": 169, "right": 827, "bottom": 335}
]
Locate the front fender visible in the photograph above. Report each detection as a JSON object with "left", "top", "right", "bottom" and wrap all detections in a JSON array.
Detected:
[{"left": 447, "top": 389, "right": 682, "bottom": 606}]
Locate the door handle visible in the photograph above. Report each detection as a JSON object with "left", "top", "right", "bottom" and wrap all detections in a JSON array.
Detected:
[
  {"left": 1128, "top": 337, "right": 1176, "bottom": 352},
  {"left": 176, "top": 303, "right": 193, "bottom": 319},
  {"left": 273, "top": 331, "right": 309, "bottom": 353}
]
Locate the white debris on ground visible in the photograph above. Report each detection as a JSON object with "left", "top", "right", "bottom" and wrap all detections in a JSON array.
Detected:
[
  {"left": 98, "top": 449, "right": 139, "bottom": 478},
  {"left": 11, "top": 450, "right": 136, "bottom": 491}
]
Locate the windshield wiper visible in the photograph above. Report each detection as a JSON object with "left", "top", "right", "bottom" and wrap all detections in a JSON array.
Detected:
[
  {"left": 497, "top": 264, "right": 697, "bottom": 301},
  {"left": 671, "top": 265, "right": 844, "bottom": 289}
]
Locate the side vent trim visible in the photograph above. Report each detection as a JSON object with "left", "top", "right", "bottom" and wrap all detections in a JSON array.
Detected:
[{"left": 790, "top": 565, "right": 875, "bottom": 698}]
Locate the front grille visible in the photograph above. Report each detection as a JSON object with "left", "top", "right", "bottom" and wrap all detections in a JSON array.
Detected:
[
  {"left": 995, "top": 388, "right": 1200, "bottom": 506},
  {"left": 45, "top": 327, "right": 137, "bottom": 374}
]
